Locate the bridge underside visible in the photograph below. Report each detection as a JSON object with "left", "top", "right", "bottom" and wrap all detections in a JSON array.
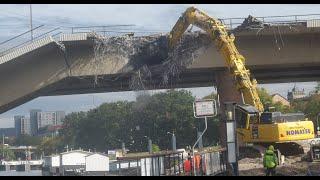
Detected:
[
  {"left": 1, "top": 25, "right": 320, "bottom": 114},
  {"left": 45, "top": 65, "right": 320, "bottom": 96}
]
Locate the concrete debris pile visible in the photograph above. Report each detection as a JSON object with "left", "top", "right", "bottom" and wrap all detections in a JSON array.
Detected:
[
  {"left": 93, "top": 33, "right": 167, "bottom": 74},
  {"left": 234, "top": 15, "right": 269, "bottom": 32},
  {"left": 92, "top": 31, "right": 211, "bottom": 90},
  {"left": 160, "top": 32, "right": 211, "bottom": 87}
]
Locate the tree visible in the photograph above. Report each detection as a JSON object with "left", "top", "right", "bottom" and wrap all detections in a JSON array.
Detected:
[
  {"left": 257, "top": 87, "right": 273, "bottom": 108},
  {"left": 59, "top": 111, "right": 87, "bottom": 149},
  {"left": 203, "top": 92, "right": 217, "bottom": 100},
  {"left": 304, "top": 95, "right": 320, "bottom": 121},
  {"left": 56, "top": 89, "right": 221, "bottom": 153},
  {"left": 257, "top": 88, "right": 292, "bottom": 112},
  {"left": 152, "top": 144, "right": 160, "bottom": 152},
  {"left": 14, "top": 135, "right": 42, "bottom": 146},
  {"left": 37, "top": 136, "right": 65, "bottom": 156},
  {"left": 0, "top": 145, "right": 15, "bottom": 160}
]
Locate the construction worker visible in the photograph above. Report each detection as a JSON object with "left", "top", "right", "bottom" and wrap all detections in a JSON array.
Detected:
[
  {"left": 263, "top": 145, "right": 278, "bottom": 176},
  {"left": 183, "top": 155, "right": 192, "bottom": 176},
  {"left": 194, "top": 153, "right": 201, "bottom": 175}
]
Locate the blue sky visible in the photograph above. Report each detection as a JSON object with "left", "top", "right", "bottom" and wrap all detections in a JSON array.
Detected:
[{"left": 0, "top": 4, "right": 318, "bottom": 127}]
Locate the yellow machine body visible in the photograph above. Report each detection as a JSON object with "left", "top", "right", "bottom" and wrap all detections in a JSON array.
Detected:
[{"left": 237, "top": 121, "right": 315, "bottom": 143}]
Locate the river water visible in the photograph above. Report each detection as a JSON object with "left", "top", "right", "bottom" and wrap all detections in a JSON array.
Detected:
[{"left": 0, "top": 170, "right": 42, "bottom": 176}]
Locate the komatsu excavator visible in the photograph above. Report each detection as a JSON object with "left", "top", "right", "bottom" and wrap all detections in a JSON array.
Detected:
[{"left": 168, "top": 7, "right": 315, "bottom": 149}]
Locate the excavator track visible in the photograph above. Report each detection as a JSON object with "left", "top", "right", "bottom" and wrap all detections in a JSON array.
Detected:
[{"left": 253, "top": 142, "right": 305, "bottom": 156}]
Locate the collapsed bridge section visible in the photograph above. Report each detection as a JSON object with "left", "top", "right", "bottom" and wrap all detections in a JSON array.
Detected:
[{"left": 1, "top": 23, "right": 320, "bottom": 113}]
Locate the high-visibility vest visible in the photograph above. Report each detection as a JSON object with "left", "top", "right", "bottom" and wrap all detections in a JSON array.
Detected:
[
  {"left": 184, "top": 159, "right": 192, "bottom": 172},
  {"left": 194, "top": 155, "right": 201, "bottom": 169}
]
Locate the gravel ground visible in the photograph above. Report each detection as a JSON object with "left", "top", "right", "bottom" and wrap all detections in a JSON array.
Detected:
[
  {"left": 238, "top": 141, "right": 320, "bottom": 176},
  {"left": 239, "top": 155, "right": 320, "bottom": 176}
]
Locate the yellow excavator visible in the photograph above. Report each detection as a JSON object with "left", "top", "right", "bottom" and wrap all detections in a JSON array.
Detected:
[{"left": 168, "top": 7, "right": 315, "bottom": 148}]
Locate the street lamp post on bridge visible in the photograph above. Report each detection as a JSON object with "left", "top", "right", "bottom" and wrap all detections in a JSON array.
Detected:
[
  {"left": 144, "top": 136, "right": 152, "bottom": 154},
  {"left": 167, "top": 131, "right": 176, "bottom": 152}
]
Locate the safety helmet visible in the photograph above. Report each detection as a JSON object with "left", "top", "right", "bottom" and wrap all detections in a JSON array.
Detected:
[{"left": 268, "top": 145, "right": 274, "bottom": 151}]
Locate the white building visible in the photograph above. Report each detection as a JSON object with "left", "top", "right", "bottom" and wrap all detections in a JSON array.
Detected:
[
  {"left": 43, "top": 154, "right": 60, "bottom": 167},
  {"left": 60, "top": 150, "right": 92, "bottom": 167},
  {"left": 85, "top": 153, "right": 109, "bottom": 172},
  {"left": 43, "top": 154, "right": 60, "bottom": 175}
]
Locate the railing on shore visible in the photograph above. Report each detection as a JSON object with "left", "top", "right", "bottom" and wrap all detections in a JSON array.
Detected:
[{"left": 110, "top": 149, "right": 227, "bottom": 176}]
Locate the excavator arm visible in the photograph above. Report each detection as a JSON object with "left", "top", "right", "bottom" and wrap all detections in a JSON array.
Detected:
[{"left": 168, "top": 7, "right": 264, "bottom": 112}]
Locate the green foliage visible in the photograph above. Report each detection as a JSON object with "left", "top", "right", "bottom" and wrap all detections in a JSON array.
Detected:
[
  {"left": 257, "top": 88, "right": 273, "bottom": 108},
  {"left": 152, "top": 144, "right": 160, "bottom": 152},
  {"left": 34, "top": 86, "right": 320, "bottom": 155},
  {"left": 303, "top": 95, "right": 320, "bottom": 121},
  {"left": 57, "top": 89, "right": 220, "bottom": 153},
  {"left": 14, "top": 135, "right": 42, "bottom": 146},
  {"left": 203, "top": 92, "right": 217, "bottom": 100},
  {"left": 257, "top": 88, "right": 291, "bottom": 112},
  {"left": 37, "top": 136, "right": 65, "bottom": 156},
  {"left": 0, "top": 145, "right": 15, "bottom": 160}
]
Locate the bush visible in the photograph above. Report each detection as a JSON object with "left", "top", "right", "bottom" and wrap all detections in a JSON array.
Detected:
[{"left": 152, "top": 144, "right": 160, "bottom": 152}]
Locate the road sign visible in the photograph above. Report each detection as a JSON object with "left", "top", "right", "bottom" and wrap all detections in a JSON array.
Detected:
[
  {"left": 192, "top": 99, "right": 218, "bottom": 176},
  {"left": 193, "top": 99, "right": 217, "bottom": 118}
]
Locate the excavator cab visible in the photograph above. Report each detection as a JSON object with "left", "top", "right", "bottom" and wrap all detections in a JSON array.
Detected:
[{"left": 235, "top": 104, "right": 259, "bottom": 129}]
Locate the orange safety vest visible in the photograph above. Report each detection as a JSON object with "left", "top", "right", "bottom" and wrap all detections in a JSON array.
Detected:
[
  {"left": 184, "top": 159, "right": 192, "bottom": 172},
  {"left": 194, "top": 154, "right": 201, "bottom": 170}
]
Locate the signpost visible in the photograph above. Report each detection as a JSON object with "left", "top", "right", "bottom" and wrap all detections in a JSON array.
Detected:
[
  {"left": 193, "top": 99, "right": 217, "bottom": 118},
  {"left": 224, "top": 102, "right": 239, "bottom": 176},
  {"left": 192, "top": 99, "right": 217, "bottom": 176}
]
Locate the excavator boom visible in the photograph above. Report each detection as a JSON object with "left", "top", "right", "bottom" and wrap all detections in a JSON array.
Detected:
[{"left": 168, "top": 7, "right": 264, "bottom": 112}]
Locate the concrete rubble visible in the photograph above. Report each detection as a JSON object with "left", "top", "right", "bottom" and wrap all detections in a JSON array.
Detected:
[
  {"left": 89, "top": 13, "right": 310, "bottom": 91},
  {"left": 233, "top": 15, "right": 270, "bottom": 32},
  {"left": 92, "top": 32, "right": 211, "bottom": 90}
]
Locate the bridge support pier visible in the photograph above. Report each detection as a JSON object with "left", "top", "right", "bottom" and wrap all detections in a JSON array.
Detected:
[{"left": 215, "top": 70, "right": 242, "bottom": 175}]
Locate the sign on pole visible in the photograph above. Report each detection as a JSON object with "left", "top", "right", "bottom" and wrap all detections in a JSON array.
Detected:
[
  {"left": 193, "top": 99, "right": 217, "bottom": 118},
  {"left": 192, "top": 99, "right": 218, "bottom": 176}
]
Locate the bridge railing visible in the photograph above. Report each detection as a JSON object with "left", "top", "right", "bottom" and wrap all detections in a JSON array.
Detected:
[
  {"left": 0, "top": 25, "right": 62, "bottom": 57},
  {"left": 68, "top": 24, "right": 166, "bottom": 37},
  {"left": 221, "top": 13, "right": 320, "bottom": 30},
  {"left": 0, "top": 24, "right": 166, "bottom": 57},
  {"left": 2, "top": 13, "right": 320, "bottom": 57}
]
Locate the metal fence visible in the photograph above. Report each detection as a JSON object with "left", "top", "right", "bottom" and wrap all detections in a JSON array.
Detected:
[{"left": 109, "top": 149, "right": 227, "bottom": 176}]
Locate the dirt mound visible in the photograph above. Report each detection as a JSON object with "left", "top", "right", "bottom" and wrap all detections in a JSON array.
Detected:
[
  {"left": 239, "top": 146, "right": 261, "bottom": 159},
  {"left": 239, "top": 154, "right": 320, "bottom": 176}
]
